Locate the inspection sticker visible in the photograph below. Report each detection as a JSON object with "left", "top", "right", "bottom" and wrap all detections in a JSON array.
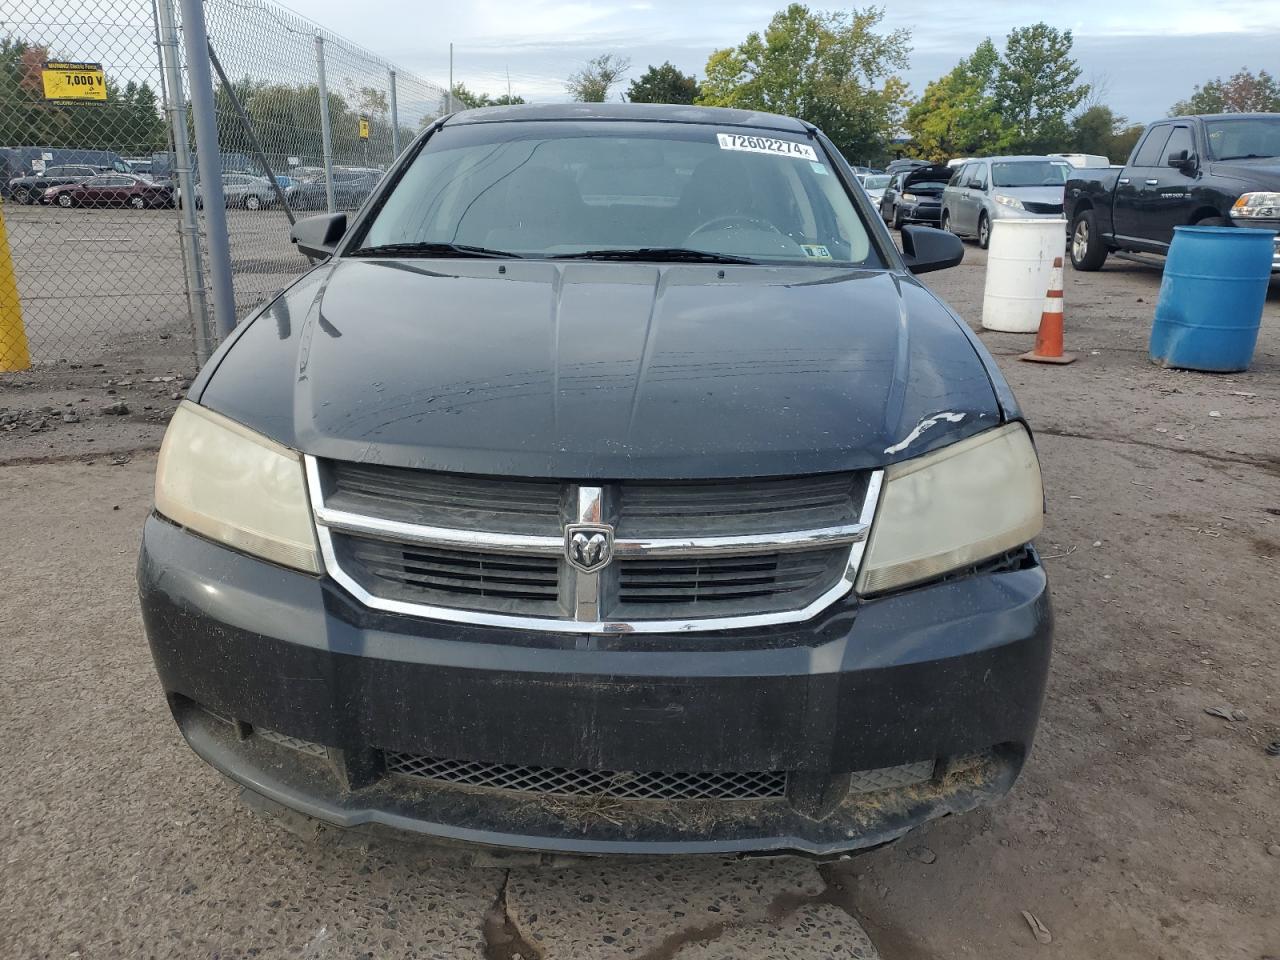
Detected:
[{"left": 716, "top": 132, "right": 817, "bottom": 162}]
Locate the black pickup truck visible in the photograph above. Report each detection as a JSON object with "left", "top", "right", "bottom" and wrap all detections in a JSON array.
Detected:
[{"left": 1065, "top": 113, "right": 1280, "bottom": 272}]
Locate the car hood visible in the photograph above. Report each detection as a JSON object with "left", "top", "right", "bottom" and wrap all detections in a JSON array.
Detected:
[
  {"left": 1207, "top": 157, "right": 1280, "bottom": 188},
  {"left": 197, "top": 259, "right": 1004, "bottom": 479},
  {"left": 991, "top": 185, "right": 1065, "bottom": 204}
]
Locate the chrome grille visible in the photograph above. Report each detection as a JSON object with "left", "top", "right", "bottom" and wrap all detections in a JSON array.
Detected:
[
  {"left": 308, "top": 458, "right": 883, "bottom": 633},
  {"left": 614, "top": 549, "right": 846, "bottom": 618},
  {"left": 385, "top": 752, "right": 788, "bottom": 801},
  {"left": 333, "top": 534, "right": 565, "bottom": 617}
]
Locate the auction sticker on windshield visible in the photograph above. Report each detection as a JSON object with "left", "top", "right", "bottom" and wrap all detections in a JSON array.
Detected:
[{"left": 716, "top": 133, "right": 818, "bottom": 162}]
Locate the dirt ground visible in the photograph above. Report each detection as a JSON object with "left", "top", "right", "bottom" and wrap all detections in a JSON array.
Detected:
[{"left": 1, "top": 241, "right": 1278, "bottom": 959}]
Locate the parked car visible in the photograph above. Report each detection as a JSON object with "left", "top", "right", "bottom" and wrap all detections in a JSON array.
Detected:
[
  {"left": 885, "top": 157, "right": 929, "bottom": 176},
  {"left": 180, "top": 173, "right": 279, "bottom": 210},
  {"left": 942, "top": 156, "right": 1071, "bottom": 248},
  {"left": 286, "top": 169, "right": 381, "bottom": 211},
  {"left": 860, "top": 173, "right": 891, "bottom": 205},
  {"left": 1065, "top": 113, "right": 1280, "bottom": 272},
  {"left": 43, "top": 173, "right": 174, "bottom": 209},
  {"left": 880, "top": 164, "right": 952, "bottom": 228},
  {"left": 0, "top": 146, "right": 128, "bottom": 191},
  {"left": 140, "top": 102, "right": 1051, "bottom": 858},
  {"left": 7, "top": 164, "right": 103, "bottom": 204}
]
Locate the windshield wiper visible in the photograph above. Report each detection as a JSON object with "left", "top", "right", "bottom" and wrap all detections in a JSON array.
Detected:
[
  {"left": 549, "top": 247, "right": 759, "bottom": 265},
  {"left": 348, "top": 241, "right": 520, "bottom": 259},
  {"left": 1215, "top": 153, "right": 1274, "bottom": 161}
]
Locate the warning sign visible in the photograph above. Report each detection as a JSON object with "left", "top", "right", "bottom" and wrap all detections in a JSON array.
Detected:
[
  {"left": 358, "top": 116, "right": 370, "bottom": 140},
  {"left": 41, "top": 61, "right": 107, "bottom": 101}
]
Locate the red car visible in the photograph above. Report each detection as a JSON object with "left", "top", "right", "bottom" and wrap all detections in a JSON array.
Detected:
[{"left": 43, "top": 173, "right": 174, "bottom": 209}]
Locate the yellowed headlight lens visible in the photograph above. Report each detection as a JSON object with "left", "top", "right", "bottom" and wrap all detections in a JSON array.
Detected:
[
  {"left": 155, "top": 401, "right": 319, "bottom": 573},
  {"left": 856, "top": 423, "right": 1043, "bottom": 595}
]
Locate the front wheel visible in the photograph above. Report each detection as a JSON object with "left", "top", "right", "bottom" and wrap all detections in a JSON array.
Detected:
[
  {"left": 892, "top": 205, "right": 904, "bottom": 229},
  {"left": 941, "top": 210, "right": 952, "bottom": 235},
  {"left": 1070, "top": 209, "right": 1108, "bottom": 271},
  {"left": 977, "top": 213, "right": 991, "bottom": 250},
  {"left": 56, "top": 194, "right": 74, "bottom": 208},
  {"left": 129, "top": 195, "right": 145, "bottom": 209},
  {"left": 245, "top": 194, "right": 261, "bottom": 210}
]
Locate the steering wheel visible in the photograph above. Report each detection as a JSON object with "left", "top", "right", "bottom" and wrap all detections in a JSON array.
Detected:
[{"left": 686, "top": 214, "right": 779, "bottom": 238}]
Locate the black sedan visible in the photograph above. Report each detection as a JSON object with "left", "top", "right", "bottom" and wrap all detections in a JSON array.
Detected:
[
  {"left": 140, "top": 103, "right": 1052, "bottom": 857},
  {"left": 7, "top": 164, "right": 103, "bottom": 204},
  {"left": 880, "top": 163, "right": 953, "bottom": 228}
]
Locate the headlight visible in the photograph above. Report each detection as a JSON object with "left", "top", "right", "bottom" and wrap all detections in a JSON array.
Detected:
[
  {"left": 901, "top": 192, "right": 918, "bottom": 202},
  {"left": 155, "top": 401, "right": 320, "bottom": 572},
  {"left": 856, "top": 423, "right": 1043, "bottom": 595},
  {"left": 992, "top": 193, "right": 1024, "bottom": 210},
  {"left": 1230, "top": 192, "right": 1280, "bottom": 219}
]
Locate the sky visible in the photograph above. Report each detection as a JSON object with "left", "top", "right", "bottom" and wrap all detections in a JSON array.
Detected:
[{"left": 289, "top": 0, "right": 1280, "bottom": 125}]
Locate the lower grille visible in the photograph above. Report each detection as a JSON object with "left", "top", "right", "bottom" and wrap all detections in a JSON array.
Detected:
[
  {"left": 1023, "top": 201, "right": 1064, "bottom": 215},
  {"left": 256, "top": 728, "right": 328, "bottom": 758},
  {"left": 385, "top": 753, "right": 788, "bottom": 801}
]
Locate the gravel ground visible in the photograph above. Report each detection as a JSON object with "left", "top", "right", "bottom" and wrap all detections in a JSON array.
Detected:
[{"left": 1, "top": 240, "right": 1278, "bottom": 959}]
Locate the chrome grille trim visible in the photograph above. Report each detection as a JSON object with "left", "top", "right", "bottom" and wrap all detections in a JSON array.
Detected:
[{"left": 306, "top": 456, "right": 883, "bottom": 634}]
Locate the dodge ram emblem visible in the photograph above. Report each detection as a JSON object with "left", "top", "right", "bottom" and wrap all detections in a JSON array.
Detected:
[{"left": 565, "top": 523, "right": 614, "bottom": 573}]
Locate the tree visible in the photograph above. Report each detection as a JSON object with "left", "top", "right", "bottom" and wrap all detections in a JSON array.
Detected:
[
  {"left": 698, "top": 4, "right": 910, "bottom": 162},
  {"left": 450, "top": 82, "right": 525, "bottom": 109},
  {"left": 626, "top": 62, "right": 700, "bottom": 104},
  {"left": 566, "top": 54, "right": 630, "bottom": 102},
  {"left": 994, "top": 23, "right": 1089, "bottom": 153},
  {"left": 904, "top": 38, "right": 1008, "bottom": 161},
  {"left": 1170, "top": 67, "right": 1280, "bottom": 115}
]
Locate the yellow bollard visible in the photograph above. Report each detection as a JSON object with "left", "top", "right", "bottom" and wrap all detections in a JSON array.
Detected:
[{"left": 0, "top": 198, "right": 31, "bottom": 372}]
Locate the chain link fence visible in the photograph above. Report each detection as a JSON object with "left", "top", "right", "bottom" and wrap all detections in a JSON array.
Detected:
[
  {"left": 0, "top": 0, "right": 447, "bottom": 378},
  {"left": 197, "top": 0, "right": 447, "bottom": 323},
  {"left": 0, "top": 0, "right": 188, "bottom": 374}
]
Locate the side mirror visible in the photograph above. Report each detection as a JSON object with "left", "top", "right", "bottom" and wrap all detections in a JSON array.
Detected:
[
  {"left": 900, "top": 224, "right": 963, "bottom": 275},
  {"left": 1167, "top": 149, "right": 1196, "bottom": 171},
  {"left": 290, "top": 212, "right": 347, "bottom": 260}
]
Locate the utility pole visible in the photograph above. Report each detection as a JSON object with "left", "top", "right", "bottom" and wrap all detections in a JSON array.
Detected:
[
  {"left": 507, "top": 66, "right": 511, "bottom": 103},
  {"left": 448, "top": 43, "right": 453, "bottom": 112}
]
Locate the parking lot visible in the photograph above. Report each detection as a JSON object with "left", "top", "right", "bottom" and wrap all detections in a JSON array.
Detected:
[{"left": 2, "top": 238, "right": 1278, "bottom": 959}]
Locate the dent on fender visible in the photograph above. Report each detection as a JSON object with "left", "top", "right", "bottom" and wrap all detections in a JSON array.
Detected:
[{"left": 884, "top": 411, "right": 967, "bottom": 455}]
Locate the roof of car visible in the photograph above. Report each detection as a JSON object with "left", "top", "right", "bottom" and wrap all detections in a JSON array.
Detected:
[
  {"left": 444, "top": 102, "right": 811, "bottom": 133},
  {"left": 962, "top": 155, "right": 1064, "bottom": 164},
  {"left": 1166, "top": 112, "right": 1280, "bottom": 122}
]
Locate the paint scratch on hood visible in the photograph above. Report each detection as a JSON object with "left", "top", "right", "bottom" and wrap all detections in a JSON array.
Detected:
[{"left": 884, "top": 411, "right": 966, "bottom": 455}]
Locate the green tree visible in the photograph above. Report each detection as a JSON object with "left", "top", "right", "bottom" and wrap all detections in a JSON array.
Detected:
[
  {"left": 626, "top": 62, "right": 700, "bottom": 104},
  {"left": 450, "top": 83, "right": 525, "bottom": 108},
  {"left": 699, "top": 4, "right": 910, "bottom": 162},
  {"left": 904, "top": 38, "right": 1008, "bottom": 161},
  {"left": 994, "top": 23, "right": 1089, "bottom": 153},
  {"left": 1170, "top": 67, "right": 1280, "bottom": 115},
  {"left": 566, "top": 54, "right": 630, "bottom": 102}
]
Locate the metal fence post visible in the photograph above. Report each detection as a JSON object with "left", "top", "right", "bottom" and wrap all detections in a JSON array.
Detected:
[
  {"left": 179, "top": 0, "right": 236, "bottom": 341},
  {"left": 154, "top": 0, "right": 212, "bottom": 363},
  {"left": 389, "top": 69, "right": 400, "bottom": 157},
  {"left": 314, "top": 34, "right": 336, "bottom": 213}
]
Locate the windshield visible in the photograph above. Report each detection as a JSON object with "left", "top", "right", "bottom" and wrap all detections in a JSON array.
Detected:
[
  {"left": 905, "top": 181, "right": 948, "bottom": 192},
  {"left": 358, "top": 123, "right": 878, "bottom": 266},
  {"left": 863, "top": 175, "right": 890, "bottom": 190},
  {"left": 1205, "top": 117, "right": 1280, "bottom": 160},
  {"left": 991, "top": 161, "right": 1070, "bottom": 188}
]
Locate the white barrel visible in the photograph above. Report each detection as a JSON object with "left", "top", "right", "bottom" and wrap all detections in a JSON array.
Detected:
[{"left": 981, "top": 218, "right": 1068, "bottom": 332}]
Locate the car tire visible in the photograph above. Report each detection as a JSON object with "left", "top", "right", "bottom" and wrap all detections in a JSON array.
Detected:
[
  {"left": 56, "top": 194, "right": 74, "bottom": 208},
  {"left": 129, "top": 196, "right": 146, "bottom": 210},
  {"left": 977, "top": 213, "right": 991, "bottom": 250},
  {"left": 1069, "top": 209, "right": 1107, "bottom": 271},
  {"left": 1195, "top": 216, "right": 1230, "bottom": 227},
  {"left": 245, "top": 194, "right": 261, "bottom": 210},
  {"left": 941, "top": 210, "right": 953, "bottom": 236},
  {"left": 892, "top": 205, "right": 904, "bottom": 230},
  {"left": 24, "top": 189, "right": 41, "bottom": 205}
]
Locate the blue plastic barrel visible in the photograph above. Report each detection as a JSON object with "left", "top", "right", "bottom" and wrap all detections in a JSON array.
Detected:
[{"left": 1149, "top": 225, "right": 1276, "bottom": 372}]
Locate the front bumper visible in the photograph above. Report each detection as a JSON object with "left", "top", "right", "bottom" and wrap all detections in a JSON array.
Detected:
[
  {"left": 901, "top": 201, "right": 942, "bottom": 224},
  {"left": 139, "top": 515, "right": 1053, "bottom": 856}
]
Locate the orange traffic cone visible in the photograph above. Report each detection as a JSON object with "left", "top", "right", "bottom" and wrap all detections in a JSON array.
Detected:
[{"left": 1020, "top": 256, "right": 1076, "bottom": 365}]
